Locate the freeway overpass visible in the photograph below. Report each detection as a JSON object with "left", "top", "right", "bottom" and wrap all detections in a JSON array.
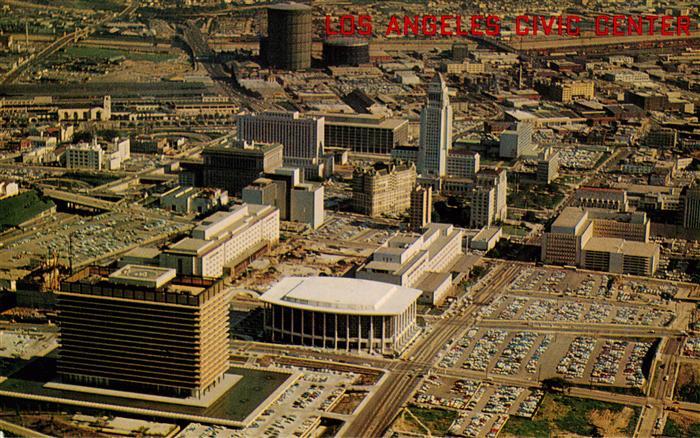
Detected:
[
  {"left": 1, "top": 2, "right": 139, "bottom": 85},
  {"left": 42, "top": 188, "right": 118, "bottom": 212}
]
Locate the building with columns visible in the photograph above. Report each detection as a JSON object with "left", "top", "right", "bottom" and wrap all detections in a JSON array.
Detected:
[{"left": 260, "top": 276, "right": 421, "bottom": 355}]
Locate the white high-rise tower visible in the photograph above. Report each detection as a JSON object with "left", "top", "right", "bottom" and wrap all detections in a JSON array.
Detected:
[{"left": 418, "top": 73, "right": 453, "bottom": 178}]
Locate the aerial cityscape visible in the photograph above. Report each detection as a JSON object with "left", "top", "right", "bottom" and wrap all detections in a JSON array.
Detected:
[{"left": 0, "top": 0, "right": 699, "bottom": 436}]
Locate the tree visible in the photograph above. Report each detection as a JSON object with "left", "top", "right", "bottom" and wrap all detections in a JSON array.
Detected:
[
  {"left": 523, "top": 210, "right": 538, "bottom": 223},
  {"left": 542, "top": 377, "right": 571, "bottom": 392}
]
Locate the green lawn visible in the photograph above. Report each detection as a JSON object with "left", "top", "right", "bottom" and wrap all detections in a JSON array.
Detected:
[
  {"left": 0, "top": 191, "right": 54, "bottom": 231},
  {"left": 503, "top": 225, "right": 529, "bottom": 237},
  {"left": 63, "top": 46, "right": 177, "bottom": 63},
  {"left": 508, "top": 183, "right": 565, "bottom": 210},
  {"left": 407, "top": 406, "right": 458, "bottom": 436},
  {"left": 503, "top": 417, "right": 551, "bottom": 436},
  {"left": 663, "top": 415, "right": 700, "bottom": 437},
  {"left": 502, "top": 394, "right": 640, "bottom": 437},
  {"left": 33, "top": 0, "right": 125, "bottom": 10}
]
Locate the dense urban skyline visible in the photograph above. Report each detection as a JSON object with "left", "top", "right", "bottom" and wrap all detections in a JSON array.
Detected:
[{"left": 0, "top": 0, "right": 699, "bottom": 436}]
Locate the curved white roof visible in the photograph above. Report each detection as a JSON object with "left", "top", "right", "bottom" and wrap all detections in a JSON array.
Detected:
[{"left": 260, "top": 276, "right": 421, "bottom": 315}]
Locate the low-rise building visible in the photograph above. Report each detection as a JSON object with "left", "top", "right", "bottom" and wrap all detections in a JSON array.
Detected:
[
  {"left": 441, "top": 61, "right": 485, "bottom": 75},
  {"left": 356, "top": 223, "right": 463, "bottom": 305},
  {"left": 160, "top": 203, "right": 279, "bottom": 278},
  {"left": 542, "top": 207, "right": 658, "bottom": 275},
  {"left": 160, "top": 186, "right": 229, "bottom": 215},
  {"left": 574, "top": 187, "right": 629, "bottom": 212},
  {"left": 64, "top": 138, "right": 130, "bottom": 171},
  {"left": 550, "top": 80, "right": 594, "bottom": 103},
  {"left": 0, "top": 179, "right": 19, "bottom": 200},
  {"left": 260, "top": 276, "right": 421, "bottom": 355},
  {"left": 470, "top": 226, "right": 502, "bottom": 252}
]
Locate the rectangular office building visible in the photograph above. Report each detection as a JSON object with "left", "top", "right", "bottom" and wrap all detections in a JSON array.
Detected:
[
  {"left": 57, "top": 265, "right": 231, "bottom": 398},
  {"left": 317, "top": 113, "right": 409, "bottom": 155}
]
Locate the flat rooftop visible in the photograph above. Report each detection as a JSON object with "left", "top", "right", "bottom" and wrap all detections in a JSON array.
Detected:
[
  {"left": 314, "top": 112, "right": 407, "bottom": 130},
  {"left": 0, "top": 355, "right": 294, "bottom": 428},
  {"left": 552, "top": 207, "right": 588, "bottom": 231},
  {"left": 260, "top": 276, "right": 421, "bottom": 315},
  {"left": 474, "top": 226, "right": 502, "bottom": 242},
  {"left": 584, "top": 237, "right": 659, "bottom": 258},
  {"left": 203, "top": 140, "right": 282, "bottom": 156},
  {"left": 109, "top": 265, "right": 176, "bottom": 289},
  {"left": 121, "top": 246, "right": 162, "bottom": 260},
  {"left": 268, "top": 2, "right": 311, "bottom": 11},
  {"left": 60, "top": 266, "right": 222, "bottom": 304}
]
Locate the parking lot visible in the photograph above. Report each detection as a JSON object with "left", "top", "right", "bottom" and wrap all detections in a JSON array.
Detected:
[
  {"left": 245, "top": 370, "right": 361, "bottom": 438},
  {"left": 0, "top": 328, "right": 57, "bottom": 360},
  {"left": 507, "top": 267, "right": 687, "bottom": 307},
  {"left": 0, "top": 209, "right": 190, "bottom": 270},
  {"left": 683, "top": 337, "right": 700, "bottom": 358},
  {"left": 558, "top": 148, "right": 604, "bottom": 170},
  {"left": 413, "top": 375, "right": 545, "bottom": 437},
  {"left": 437, "top": 327, "right": 655, "bottom": 389},
  {"left": 508, "top": 268, "right": 612, "bottom": 298},
  {"left": 479, "top": 295, "right": 674, "bottom": 327},
  {"left": 556, "top": 336, "right": 652, "bottom": 387},
  {"left": 309, "top": 211, "right": 399, "bottom": 247}
]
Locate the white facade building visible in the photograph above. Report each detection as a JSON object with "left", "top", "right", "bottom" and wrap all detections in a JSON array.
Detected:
[
  {"left": 291, "top": 183, "right": 325, "bottom": 230},
  {"left": 64, "top": 138, "right": 130, "bottom": 171},
  {"left": 499, "top": 122, "right": 532, "bottom": 159},
  {"left": 261, "top": 276, "right": 421, "bottom": 355},
  {"left": 418, "top": 74, "right": 453, "bottom": 178},
  {"left": 356, "top": 223, "right": 463, "bottom": 305},
  {"left": 160, "top": 204, "right": 279, "bottom": 278},
  {"left": 0, "top": 180, "right": 19, "bottom": 200},
  {"left": 160, "top": 186, "right": 229, "bottom": 215},
  {"left": 470, "top": 169, "right": 507, "bottom": 227},
  {"left": 237, "top": 111, "right": 327, "bottom": 177}
]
